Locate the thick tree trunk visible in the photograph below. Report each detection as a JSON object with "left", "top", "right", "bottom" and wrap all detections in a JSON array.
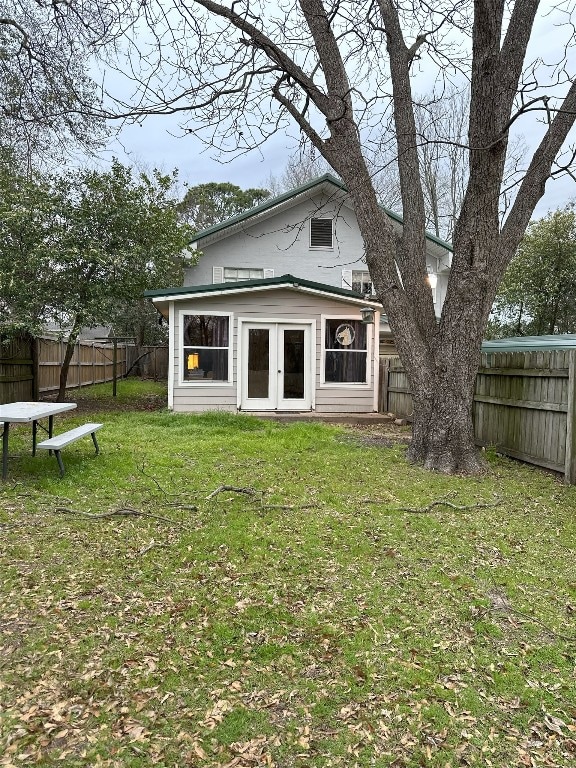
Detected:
[{"left": 407, "top": 368, "right": 484, "bottom": 474}]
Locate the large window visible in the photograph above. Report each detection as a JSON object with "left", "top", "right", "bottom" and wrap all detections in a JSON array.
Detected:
[
  {"left": 182, "top": 314, "right": 230, "bottom": 382},
  {"left": 324, "top": 319, "right": 367, "bottom": 384}
]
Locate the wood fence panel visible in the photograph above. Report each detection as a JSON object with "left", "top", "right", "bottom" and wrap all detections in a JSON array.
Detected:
[
  {"left": 2, "top": 335, "right": 129, "bottom": 400},
  {"left": 126, "top": 346, "right": 169, "bottom": 380},
  {"left": 379, "top": 350, "right": 576, "bottom": 482},
  {"left": 0, "top": 334, "right": 35, "bottom": 403},
  {"left": 37, "top": 338, "right": 127, "bottom": 394}
]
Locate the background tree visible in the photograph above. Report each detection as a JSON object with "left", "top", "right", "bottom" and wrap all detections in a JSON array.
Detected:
[
  {"left": 0, "top": 1, "right": 110, "bottom": 169},
  {"left": 50, "top": 161, "right": 193, "bottom": 399},
  {"left": 178, "top": 182, "right": 270, "bottom": 231},
  {"left": 96, "top": 0, "right": 576, "bottom": 473},
  {"left": 0, "top": 159, "right": 193, "bottom": 397},
  {"left": 488, "top": 207, "right": 576, "bottom": 338},
  {"left": 0, "top": 153, "right": 62, "bottom": 333}
]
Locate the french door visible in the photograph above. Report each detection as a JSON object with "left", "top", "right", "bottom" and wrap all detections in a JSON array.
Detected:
[{"left": 240, "top": 323, "right": 312, "bottom": 410}]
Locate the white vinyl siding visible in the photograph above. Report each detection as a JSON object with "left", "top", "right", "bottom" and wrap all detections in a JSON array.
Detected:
[
  {"left": 169, "top": 289, "right": 377, "bottom": 413},
  {"left": 185, "top": 194, "right": 367, "bottom": 289}
]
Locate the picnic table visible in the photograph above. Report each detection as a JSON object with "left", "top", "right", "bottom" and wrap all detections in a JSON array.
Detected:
[{"left": 0, "top": 401, "right": 77, "bottom": 481}]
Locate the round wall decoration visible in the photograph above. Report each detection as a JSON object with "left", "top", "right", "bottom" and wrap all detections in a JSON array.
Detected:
[{"left": 335, "top": 323, "right": 355, "bottom": 346}]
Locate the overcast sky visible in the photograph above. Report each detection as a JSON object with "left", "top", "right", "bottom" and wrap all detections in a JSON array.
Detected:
[
  {"left": 97, "top": 4, "right": 576, "bottom": 220},
  {"left": 103, "top": 113, "right": 574, "bottom": 218}
]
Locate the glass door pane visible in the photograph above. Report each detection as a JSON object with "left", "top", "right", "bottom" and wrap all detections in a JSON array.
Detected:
[
  {"left": 247, "top": 328, "right": 270, "bottom": 398},
  {"left": 282, "top": 329, "right": 305, "bottom": 399}
]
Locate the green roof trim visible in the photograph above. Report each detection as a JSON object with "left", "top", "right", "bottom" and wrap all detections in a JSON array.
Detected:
[
  {"left": 191, "top": 172, "right": 453, "bottom": 252},
  {"left": 482, "top": 334, "right": 576, "bottom": 352},
  {"left": 145, "top": 273, "right": 382, "bottom": 304}
]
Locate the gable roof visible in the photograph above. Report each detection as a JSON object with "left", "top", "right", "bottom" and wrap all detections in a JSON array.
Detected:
[
  {"left": 190, "top": 173, "right": 453, "bottom": 256},
  {"left": 145, "top": 273, "right": 383, "bottom": 317}
]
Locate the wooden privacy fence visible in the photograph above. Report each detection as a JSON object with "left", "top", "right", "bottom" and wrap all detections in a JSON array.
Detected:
[
  {"left": 126, "top": 346, "right": 168, "bottom": 380},
  {"left": 0, "top": 335, "right": 129, "bottom": 403},
  {"left": 0, "top": 333, "right": 38, "bottom": 403},
  {"left": 38, "top": 338, "right": 128, "bottom": 393},
  {"left": 379, "top": 350, "right": 576, "bottom": 484}
]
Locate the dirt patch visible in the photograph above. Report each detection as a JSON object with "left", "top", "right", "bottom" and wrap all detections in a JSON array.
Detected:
[
  {"left": 341, "top": 423, "right": 412, "bottom": 448},
  {"left": 41, "top": 393, "right": 166, "bottom": 414}
]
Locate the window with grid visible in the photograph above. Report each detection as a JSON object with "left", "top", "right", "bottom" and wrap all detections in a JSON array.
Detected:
[
  {"left": 182, "top": 314, "right": 230, "bottom": 382},
  {"left": 223, "top": 268, "right": 264, "bottom": 282},
  {"left": 351, "top": 270, "right": 374, "bottom": 296},
  {"left": 324, "top": 319, "right": 367, "bottom": 384},
  {"left": 310, "top": 218, "right": 333, "bottom": 248}
]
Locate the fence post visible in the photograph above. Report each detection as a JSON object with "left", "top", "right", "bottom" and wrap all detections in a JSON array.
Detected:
[
  {"left": 564, "top": 351, "right": 576, "bottom": 484},
  {"left": 379, "top": 359, "right": 390, "bottom": 413}
]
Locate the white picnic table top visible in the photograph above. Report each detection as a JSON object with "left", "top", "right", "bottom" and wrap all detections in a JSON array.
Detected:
[{"left": 0, "top": 401, "right": 77, "bottom": 423}]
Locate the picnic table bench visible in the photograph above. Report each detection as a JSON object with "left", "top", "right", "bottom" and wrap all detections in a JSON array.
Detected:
[{"left": 37, "top": 422, "right": 103, "bottom": 477}]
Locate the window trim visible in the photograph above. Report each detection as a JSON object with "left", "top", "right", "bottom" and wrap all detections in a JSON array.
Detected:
[
  {"left": 309, "top": 217, "right": 334, "bottom": 249},
  {"left": 179, "top": 310, "right": 233, "bottom": 387},
  {"left": 320, "top": 314, "right": 372, "bottom": 388},
  {"left": 351, "top": 270, "right": 375, "bottom": 296},
  {"left": 223, "top": 267, "right": 265, "bottom": 283}
]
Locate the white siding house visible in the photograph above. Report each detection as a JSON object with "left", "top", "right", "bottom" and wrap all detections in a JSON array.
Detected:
[
  {"left": 184, "top": 173, "right": 452, "bottom": 322},
  {"left": 147, "top": 174, "right": 452, "bottom": 414},
  {"left": 146, "top": 276, "right": 382, "bottom": 414}
]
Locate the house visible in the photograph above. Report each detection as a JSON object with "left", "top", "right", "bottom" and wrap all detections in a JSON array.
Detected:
[
  {"left": 146, "top": 174, "right": 452, "bottom": 415},
  {"left": 146, "top": 274, "right": 382, "bottom": 414},
  {"left": 183, "top": 173, "right": 452, "bottom": 354}
]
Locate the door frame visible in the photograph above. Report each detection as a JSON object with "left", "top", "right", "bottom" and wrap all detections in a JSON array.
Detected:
[{"left": 237, "top": 318, "right": 316, "bottom": 411}]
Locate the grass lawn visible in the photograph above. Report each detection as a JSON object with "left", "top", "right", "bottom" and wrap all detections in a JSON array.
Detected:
[{"left": 1, "top": 381, "right": 575, "bottom": 767}]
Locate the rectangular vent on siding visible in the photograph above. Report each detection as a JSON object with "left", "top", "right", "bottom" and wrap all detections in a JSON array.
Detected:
[{"left": 310, "top": 218, "right": 333, "bottom": 248}]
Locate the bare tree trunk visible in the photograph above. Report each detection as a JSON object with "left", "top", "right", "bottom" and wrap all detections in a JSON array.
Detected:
[
  {"left": 57, "top": 340, "right": 76, "bottom": 402},
  {"left": 515, "top": 300, "right": 524, "bottom": 335},
  {"left": 57, "top": 316, "right": 82, "bottom": 401}
]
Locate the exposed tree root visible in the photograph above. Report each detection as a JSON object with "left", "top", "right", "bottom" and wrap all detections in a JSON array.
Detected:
[
  {"left": 54, "top": 506, "right": 183, "bottom": 525},
  {"left": 397, "top": 496, "right": 501, "bottom": 514}
]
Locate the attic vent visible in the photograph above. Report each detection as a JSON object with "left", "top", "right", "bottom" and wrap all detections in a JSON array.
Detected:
[{"left": 310, "top": 218, "right": 333, "bottom": 248}]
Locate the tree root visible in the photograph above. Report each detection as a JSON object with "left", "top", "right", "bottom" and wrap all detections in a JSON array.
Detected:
[
  {"left": 397, "top": 497, "right": 501, "bottom": 514},
  {"left": 54, "top": 506, "right": 183, "bottom": 525}
]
